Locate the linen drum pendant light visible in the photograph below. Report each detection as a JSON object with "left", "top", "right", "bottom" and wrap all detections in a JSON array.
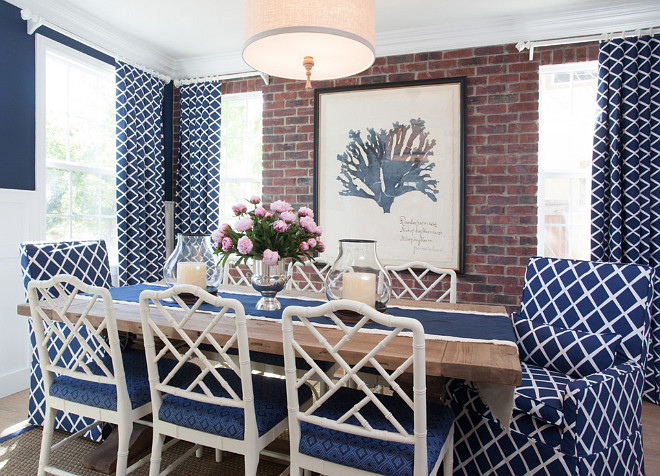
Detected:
[{"left": 242, "top": 0, "right": 375, "bottom": 88}]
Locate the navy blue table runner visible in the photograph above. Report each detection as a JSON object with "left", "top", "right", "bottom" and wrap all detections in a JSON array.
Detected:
[{"left": 110, "top": 284, "right": 515, "bottom": 343}]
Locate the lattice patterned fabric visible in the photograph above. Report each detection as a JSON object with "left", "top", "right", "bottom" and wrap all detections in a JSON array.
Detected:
[
  {"left": 175, "top": 82, "right": 221, "bottom": 235},
  {"left": 590, "top": 34, "right": 660, "bottom": 404},
  {"left": 513, "top": 362, "right": 573, "bottom": 426},
  {"left": 50, "top": 351, "right": 198, "bottom": 411},
  {"left": 444, "top": 257, "right": 651, "bottom": 475},
  {"left": 159, "top": 369, "right": 311, "bottom": 439},
  {"left": 513, "top": 312, "right": 622, "bottom": 378},
  {"left": 520, "top": 256, "right": 653, "bottom": 365},
  {"left": 116, "top": 60, "right": 166, "bottom": 286},
  {"left": 20, "top": 240, "right": 112, "bottom": 442},
  {"left": 298, "top": 387, "right": 454, "bottom": 476}
]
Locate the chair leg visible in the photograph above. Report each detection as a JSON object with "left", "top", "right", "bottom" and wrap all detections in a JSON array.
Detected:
[
  {"left": 443, "top": 428, "right": 454, "bottom": 476},
  {"left": 196, "top": 446, "right": 203, "bottom": 458},
  {"left": 215, "top": 448, "right": 223, "bottom": 462},
  {"left": 244, "top": 452, "right": 260, "bottom": 476},
  {"left": 115, "top": 422, "right": 133, "bottom": 476},
  {"left": 149, "top": 432, "right": 166, "bottom": 476},
  {"left": 38, "top": 406, "right": 57, "bottom": 476}
]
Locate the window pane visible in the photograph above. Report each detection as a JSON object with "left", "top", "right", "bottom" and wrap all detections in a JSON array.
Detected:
[
  {"left": 46, "top": 168, "right": 70, "bottom": 215},
  {"left": 538, "top": 63, "right": 597, "bottom": 260},
  {"left": 46, "top": 216, "right": 69, "bottom": 242},
  {"left": 72, "top": 216, "right": 99, "bottom": 241},
  {"left": 46, "top": 114, "right": 68, "bottom": 162},
  {"left": 100, "top": 174, "right": 116, "bottom": 215},
  {"left": 71, "top": 171, "right": 98, "bottom": 216},
  {"left": 219, "top": 181, "right": 261, "bottom": 225},
  {"left": 43, "top": 43, "right": 118, "bottom": 266}
]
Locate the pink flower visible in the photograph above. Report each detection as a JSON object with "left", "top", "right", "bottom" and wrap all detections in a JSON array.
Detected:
[
  {"left": 234, "top": 217, "right": 254, "bottom": 232},
  {"left": 211, "top": 228, "right": 223, "bottom": 245},
  {"left": 316, "top": 241, "right": 325, "bottom": 252},
  {"left": 314, "top": 225, "right": 323, "bottom": 236},
  {"left": 255, "top": 206, "right": 267, "bottom": 217},
  {"left": 270, "top": 200, "right": 290, "bottom": 214},
  {"left": 307, "top": 238, "right": 317, "bottom": 248},
  {"left": 221, "top": 237, "right": 233, "bottom": 252},
  {"left": 265, "top": 212, "right": 273, "bottom": 218},
  {"left": 262, "top": 249, "right": 280, "bottom": 265},
  {"left": 232, "top": 203, "right": 247, "bottom": 215},
  {"left": 237, "top": 236, "right": 253, "bottom": 254},
  {"left": 280, "top": 211, "right": 296, "bottom": 223},
  {"left": 298, "top": 207, "right": 314, "bottom": 218},
  {"left": 273, "top": 220, "right": 288, "bottom": 232},
  {"left": 249, "top": 195, "right": 261, "bottom": 204},
  {"left": 299, "top": 216, "right": 318, "bottom": 233},
  {"left": 300, "top": 242, "right": 310, "bottom": 252}
]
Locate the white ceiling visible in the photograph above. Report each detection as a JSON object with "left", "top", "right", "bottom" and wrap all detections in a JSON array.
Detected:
[{"left": 6, "top": 0, "right": 660, "bottom": 80}]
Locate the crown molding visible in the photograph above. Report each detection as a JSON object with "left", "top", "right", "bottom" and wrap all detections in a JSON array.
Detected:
[
  {"left": 174, "top": 52, "right": 255, "bottom": 80},
  {"left": 4, "top": 0, "right": 176, "bottom": 76},
  {"left": 375, "top": 0, "right": 660, "bottom": 58},
  {"left": 4, "top": 0, "right": 660, "bottom": 80}
]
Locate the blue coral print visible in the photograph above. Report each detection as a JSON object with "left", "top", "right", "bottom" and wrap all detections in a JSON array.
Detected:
[{"left": 336, "top": 118, "right": 439, "bottom": 213}]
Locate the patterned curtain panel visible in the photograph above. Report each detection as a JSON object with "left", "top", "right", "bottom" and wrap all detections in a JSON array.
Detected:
[
  {"left": 115, "top": 60, "right": 166, "bottom": 285},
  {"left": 175, "top": 82, "right": 221, "bottom": 234},
  {"left": 591, "top": 34, "right": 660, "bottom": 404}
]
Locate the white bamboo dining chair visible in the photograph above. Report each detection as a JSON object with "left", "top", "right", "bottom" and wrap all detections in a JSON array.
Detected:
[
  {"left": 222, "top": 259, "right": 254, "bottom": 287},
  {"left": 139, "top": 284, "right": 312, "bottom": 476},
  {"left": 27, "top": 274, "right": 195, "bottom": 476},
  {"left": 282, "top": 299, "right": 455, "bottom": 476},
  {"left": 286, "top": 261, "right": 332, "bottom": 292},
  {"left": 386, "top": 261, "right": 457, "bottom": 303}
]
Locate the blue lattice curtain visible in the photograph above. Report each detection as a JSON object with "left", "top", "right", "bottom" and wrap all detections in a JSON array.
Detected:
[
  {"left": 175, "top": 82, "right": 221, "bottom": 234},
  {"left": 591, "top": 34, "right": 660, "bottom": 404},
  {"left": 116, "top": 60, "right": 166, "bottom": 285}
]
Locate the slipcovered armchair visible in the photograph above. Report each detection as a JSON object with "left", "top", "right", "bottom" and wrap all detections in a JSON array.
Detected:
[{"left": 446, "top": 256, "right": 654, "bottom": 475}]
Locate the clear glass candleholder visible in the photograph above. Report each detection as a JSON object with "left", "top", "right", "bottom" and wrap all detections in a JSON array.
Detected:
[
  {"left": 324, "top": 239, "right": 391, "bottom": 321},
  {"left": 163, "top": 233, "right": 222, "bottom": 302}
]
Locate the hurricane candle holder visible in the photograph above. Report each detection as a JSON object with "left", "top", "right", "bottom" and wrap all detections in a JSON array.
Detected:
[
  {"left": 163, "top": 233, "right": 222, "bottom": 303},
  {"left": 324, "top": 239, "right": 391, "bottom": 322}
]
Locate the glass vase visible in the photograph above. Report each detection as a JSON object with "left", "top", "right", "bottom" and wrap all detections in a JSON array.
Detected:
[
  {"left": 324, "top": 239, "right": 391, "bottom": 319},
  {"left": 163, "top": 233, "right": 222, "bottom": 302}
]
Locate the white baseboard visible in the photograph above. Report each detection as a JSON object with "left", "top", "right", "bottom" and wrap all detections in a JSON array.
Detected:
[{"left": 0, "top": 368, "right": 29, "bottom": 399}]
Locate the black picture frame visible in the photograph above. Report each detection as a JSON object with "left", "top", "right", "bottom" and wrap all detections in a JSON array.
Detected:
[{"left": 313, "top": 77, "right": 466, "bottom": 273}]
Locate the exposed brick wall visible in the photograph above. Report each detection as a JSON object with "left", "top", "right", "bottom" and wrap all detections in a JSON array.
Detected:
[{"left": 174, "top": 41, "right": 599, "bottom": 310}]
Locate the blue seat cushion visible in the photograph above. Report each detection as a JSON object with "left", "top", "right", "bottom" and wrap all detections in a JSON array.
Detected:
[
  {"left": 514, "top": 362, "right": 574, "bottom": 426},
  {"left": 513, "top": 312, "right": 622, "bottom": 378},
  {"left": 159, "top": 369, "right": 312, "bottom": 439},
  {"left": 49, "top": 351, "right": 198, "bottom": 411},
  {"left": 299, "top": 386, "right": 454, "bottom": 476},
  {"left": 204, "top": 345, "right": 336, "bottom": 373}
]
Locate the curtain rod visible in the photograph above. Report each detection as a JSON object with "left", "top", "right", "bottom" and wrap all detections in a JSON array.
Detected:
[
  {"left": 516, "top": 26, "right": 659, "bottom": 60},
  {"left": 20, "top": 9, "right": 172, "bottom": 82},
  {"left": 173, "top": 72, "right": 270, "bottom": 88}
]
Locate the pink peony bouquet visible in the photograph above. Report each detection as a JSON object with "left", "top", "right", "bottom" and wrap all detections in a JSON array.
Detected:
[{"left": 212, "top": 196, "right": 324, "bottom": 266}]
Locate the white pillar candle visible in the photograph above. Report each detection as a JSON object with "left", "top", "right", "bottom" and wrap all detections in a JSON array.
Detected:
[
  {"left": 177, "top": 262, "right": 207, "bottom": 289},
  {"left": 342, "top": 272, "right": 376, "bottom": 308}
]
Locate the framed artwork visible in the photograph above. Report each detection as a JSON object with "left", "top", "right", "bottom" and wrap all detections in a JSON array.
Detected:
[{"left": 313, "top": 77, "right": 466, "bottom": 273}]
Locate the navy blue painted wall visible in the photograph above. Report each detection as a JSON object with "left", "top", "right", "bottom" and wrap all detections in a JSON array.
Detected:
[
  {"left": 0, "top": 0, "right": 174, "bottom": 193},
  {"left": 0, "top": 2, "right": 36, "bottom": 190}
]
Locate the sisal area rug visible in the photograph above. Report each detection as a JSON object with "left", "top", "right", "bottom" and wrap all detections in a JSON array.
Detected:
[{"left": 0, "top": 426, "right": 288, "bottom": 475}]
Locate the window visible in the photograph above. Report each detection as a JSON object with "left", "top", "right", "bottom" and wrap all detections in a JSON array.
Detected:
[
  {"left": 219, "top": 92, "right": 263, "bottom": 224},
  {"left": 538, "top": 62, "right": 598, "bottom": 260},
  {"left": 36, "top": 36, "right": 118, "bottom": 266}
]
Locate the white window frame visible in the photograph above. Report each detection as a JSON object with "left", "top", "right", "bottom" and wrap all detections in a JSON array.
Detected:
[
  {"left": 537, "top": 61, "right": 597, "bottom": 259},
  {"left": 219, "top": 90, "right": 263, "bottom": 223},
  {"left": 35, "top": 35, "right": 119, "bottom": 283}
]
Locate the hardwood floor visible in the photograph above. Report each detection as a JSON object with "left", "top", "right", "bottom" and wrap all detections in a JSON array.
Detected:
[{"left": 0, "top": 389, "right": 658, "bottom": 473}]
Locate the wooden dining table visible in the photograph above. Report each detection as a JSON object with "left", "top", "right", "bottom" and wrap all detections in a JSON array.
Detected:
[
  {"left": 17, "top": 284, "right": 522, "bottom": 472},
  {"left": 17, "top": 284, "right": 521, "bottom": 388}
]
